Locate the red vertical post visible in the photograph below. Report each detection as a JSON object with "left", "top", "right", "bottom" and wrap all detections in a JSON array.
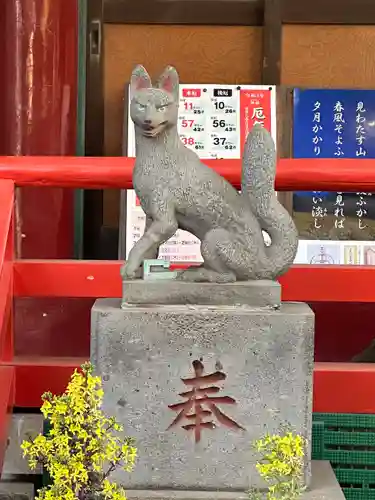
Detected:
[
  {"left": 4, "top": 0, "right": 77, "bottom": 258},
  {"left": 0, "top": 181, "right": 15, "bottom": 468},
  {"left": 2, "top": 214, "right": 14, "bottom": 363},
  {"left": 0, "top": 182, "right": 15, "bottom": 363},
  {"left": 0, "top": 1, "right": 7, "bottom": 156},
  {"left": 3, "top": 0, "right": 84, "bottom": 365}
]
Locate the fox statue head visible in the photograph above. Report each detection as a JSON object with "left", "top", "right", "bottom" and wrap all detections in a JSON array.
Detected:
[{"left": 129, "top": 65, "right": 179, "bottom": 138}]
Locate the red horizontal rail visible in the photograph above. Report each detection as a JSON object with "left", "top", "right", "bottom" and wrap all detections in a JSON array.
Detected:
[
  {"left": 1, "top": 156, "right": 375, "bottom": 191},
  {"left": 313, "top": 363, "right": 375, "bottom": 413},
  {"left": 9, "top": 357, "right": 83, "bottom": 409},
  {"left": 5, "top": 357, "right": 374, "bottom": 413},
  {"left": 13, "top": 260, "right": 375, "bottom": 302}
]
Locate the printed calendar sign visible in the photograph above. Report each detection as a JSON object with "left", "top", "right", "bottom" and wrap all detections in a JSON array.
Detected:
[{"left": 125, "top": 84, "right": 277, "bottom": 262}]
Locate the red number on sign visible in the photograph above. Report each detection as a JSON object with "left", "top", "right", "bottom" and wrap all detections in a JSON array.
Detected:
[
  {"left": 182, "top": 137, "right": 195, "bottom": 146},
  {"left": 181, "top": 119, "right": 194, "bottom": 128}
]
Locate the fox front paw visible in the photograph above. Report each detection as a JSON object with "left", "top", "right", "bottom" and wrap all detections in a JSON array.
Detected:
[{"left": 120, "top": 263, "right": 142, "bottom": 280}]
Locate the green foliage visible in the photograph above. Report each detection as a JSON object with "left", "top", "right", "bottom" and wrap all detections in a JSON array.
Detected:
[
  {"left": 248, "top": 431, "right": 306, "bottom": 500},
  {"left": 21, "top": 362, "right": 137, "bottom": 500}
]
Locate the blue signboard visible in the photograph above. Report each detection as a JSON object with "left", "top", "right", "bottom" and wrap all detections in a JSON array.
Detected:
[
  {"left": 293, "top": 88, "right": 375, "bottom": 197},
  {"left": 293, "top": 88, "right": 375, "bottom": 158}
]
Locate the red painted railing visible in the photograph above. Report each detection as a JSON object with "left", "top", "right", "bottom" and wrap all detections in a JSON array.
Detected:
[
  {"left": 1, "top": 156, "right": 375, "bottom": 467},
  {"left": 0, "top": 181, "right": 14, "bottom": 470},
  {"left": 0, "top": 156, "right": 375, "bottom": 191}
]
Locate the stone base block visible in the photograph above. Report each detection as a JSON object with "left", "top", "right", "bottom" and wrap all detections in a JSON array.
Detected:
[
  {"left": 126, "top": 462, "right": 344, "bottom": 500},
  {"left": 122, "top": 280, "right": 281, "bottom": 307},
  {"left": 0, "top": 482, "right": 34, "bottom": 500},
  {"left": 2, "top": 414, "right": 43, "bottom": 475},
  {"left": 91, "top": 298, "right": 314, "bottom": 491}
]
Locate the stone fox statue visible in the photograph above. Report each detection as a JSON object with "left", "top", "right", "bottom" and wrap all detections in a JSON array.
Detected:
[{"left": 121, "top": 65, "right": 298, "bottom": 283}]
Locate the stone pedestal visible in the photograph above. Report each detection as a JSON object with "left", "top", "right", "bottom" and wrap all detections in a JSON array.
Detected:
[
  {"left": 122, "top": 279, "right": 281, "bottom": 308},
  {"left": 91, "top": 288, "right": 314, "bottom": 491}
]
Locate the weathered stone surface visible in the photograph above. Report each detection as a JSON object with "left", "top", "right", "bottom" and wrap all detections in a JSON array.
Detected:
[
  {"left": 0, "top": 483, "right": 33, "bottom": 500},
  {"left": 91, "top": 298, "right": 314, "bottom": 491},
  {"left": 2, "top": 414, "right": 43, "bottom": 475},
  {"left": 122, "top": 279, "right": 281, "bottom": 307},
  {"left": 126, "top": 462, "right": 345, "bottom": 500},
  {"left": 304, "top": 461, "right": 346, "bottom": 500}
]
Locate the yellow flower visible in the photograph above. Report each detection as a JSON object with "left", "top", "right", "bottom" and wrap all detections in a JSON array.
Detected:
[
  {"left": 21, "top": 361, "right": 137, "bottom": 500},
  {"left": 251, "top": 430, "right": 306, "bottom": 500}
]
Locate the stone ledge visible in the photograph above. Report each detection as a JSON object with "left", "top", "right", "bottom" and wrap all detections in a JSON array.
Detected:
[
  {"left": 2, "top": 414, "right": 43, "bottom": 475},
  {"left": 0, "top": 482, "right": 34, "bottom": 500},
  {"left": 126, "top": 462, "right": 344, "bottom": 500},
  {"left": 122, "top": 280, "right": 281, "bottom": 307}
]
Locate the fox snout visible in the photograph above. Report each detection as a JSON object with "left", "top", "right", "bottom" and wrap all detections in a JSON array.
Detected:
[
  {"left": 142, "top": 119, "right": 154, "bottom": 131},
  {"left": 141, "top": 120, "right": 167, "bottom": 131}
]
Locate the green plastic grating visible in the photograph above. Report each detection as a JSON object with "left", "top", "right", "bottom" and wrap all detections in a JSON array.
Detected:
[
  {"left": 318, "top": 450, "right": 375, "bottom": 465},
  {"left": 343, "top": 489, "right": 375, "bottom": 500},
  {"left": 336, "top": 469, "right": 375, "bottom": 485},
  {"left": 312, "top": 420, "right": 325, "bottom": 457},
  {"left": 312, "top": 413, "right": 375, "bottom": 500},
  {"left": 313, "top": 413, "right": 375, "bottom": 428},
  {"left": 323, "top": 431, "right": 375, "bottom": 447}
]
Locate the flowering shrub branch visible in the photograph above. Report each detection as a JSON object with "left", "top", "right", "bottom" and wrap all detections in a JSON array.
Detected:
[
  {"left": 248, "top": 431, "right": 306, "bottom": 500},
  {"left": 21, "top": 362, "right": 137, "bottom": 500}
]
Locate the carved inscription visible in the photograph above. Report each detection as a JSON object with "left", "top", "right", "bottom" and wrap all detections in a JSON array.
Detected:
[{"left": 167, "top": 360, "right": 244, "bottom": 443}]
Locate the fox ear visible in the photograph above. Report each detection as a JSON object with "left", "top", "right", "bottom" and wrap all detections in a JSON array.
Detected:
[
  {"left": 157, "top": 66, "right": 179, "bottom": 99},
  {"left": 130, "top": 65, "right": 151, "bottom": 98}
]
